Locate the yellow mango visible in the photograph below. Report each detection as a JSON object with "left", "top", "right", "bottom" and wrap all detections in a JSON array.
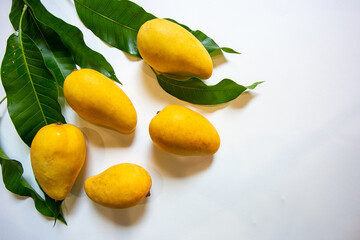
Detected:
[
  {"left": 63, "top": 69, "right": 137, "bottom": 134},
  {"left": 137, "top": 18, "right": 213, "bottom": 79},
  {"left": 30, "top": 123, "right": 86, "bottom": 200},
  {"left": 84, "top": 163, "right": 152, "bottom": 208},
  {"left": 149, "top": 105, "right": 220, "bottom": 155}
]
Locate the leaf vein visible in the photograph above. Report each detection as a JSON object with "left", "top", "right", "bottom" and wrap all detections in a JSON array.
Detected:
[{"left": 74, "top": 0, "right": 138, "bottom": 32}]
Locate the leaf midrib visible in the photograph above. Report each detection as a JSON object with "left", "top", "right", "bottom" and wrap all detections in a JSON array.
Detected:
[
  {"left": 159, "top": 76, "right": 245, "bottom": 93},
  {"left": 74, "top": 0, "right": 138, "bottom": 33},
  {"left": 29, "top": 10, "right": 65, "bottom": 82},
  {"left": 19, "top": 15, "right": 48, "bottom": 126}
]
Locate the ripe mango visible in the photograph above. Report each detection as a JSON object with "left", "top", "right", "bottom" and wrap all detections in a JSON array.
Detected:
[
  {"left": 84, "top": 163, "right": 152, "bottom": 208},
  {"left": 30, "top": 123, "right": 86, "bottom": 200},
  {"left": 137, "top": 18, "right": 213, "bottom": 79},
  {"left": 63, "top": 69, "right": 137, "bottom": 134},
  {"left": 149, "top": 105, "right": 220, "bottom": 155}
]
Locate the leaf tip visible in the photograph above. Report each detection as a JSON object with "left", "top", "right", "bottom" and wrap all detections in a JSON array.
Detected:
[
  {"left": 221, "top": 47, "right": 241, "bottom": 54},
  {"left": 246, "top": 81, "right": 264, "bottom": 89}
]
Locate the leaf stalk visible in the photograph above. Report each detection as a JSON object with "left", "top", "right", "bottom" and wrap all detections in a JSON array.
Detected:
[{"left": 0, "top": 96, "right": 6, "bottom": 105}]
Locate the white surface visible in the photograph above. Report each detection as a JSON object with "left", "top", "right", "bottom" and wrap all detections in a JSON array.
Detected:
[{"left": 1, "top": 0, "right": 360, "bottom": 239}]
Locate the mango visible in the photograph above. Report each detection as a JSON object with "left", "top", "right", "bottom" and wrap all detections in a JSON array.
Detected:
[
  {"left": 30, "top": 123, "right": 86, "bottom": 200},
  {"left": 63, "top": 69, "right": 137, "bottom": 134},
  {"left": 84, "top": 163, "right": 152, "bottom": 208},
  {"left": 149, "top": 105, "right": 220, "bottom": 155},
  {"left": 137, "top": 18, "right": 213, "bottom": 79}
]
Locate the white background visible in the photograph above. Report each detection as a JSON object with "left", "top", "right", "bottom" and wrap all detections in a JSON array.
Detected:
[{"left": 1, "top": 0, "right": 360, "bottom": 239}]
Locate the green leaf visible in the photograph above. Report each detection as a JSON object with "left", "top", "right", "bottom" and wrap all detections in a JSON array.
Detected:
[
  {"left": 0, "top": 145, "right": 66, "bottom": 224},
  {"left": 155, "top": 71, "right": 263, "bottom": 105},
  {"left": 73, "top": 0, "right": 238, "bottom": 57},
  {"left": 165, "top": 18, "right": 240, "bottom": 55},
  {"left": 21, "top": 8, "right": 76, "bottom": 87},
  {"left": 9, "top": 0, "right": 24, "bottom": 30},
  {"left": 0, "top": 30, "right": 65, "bottom": 147},
  {"left": 74, "top": 0, "right": 155, "bottom": 58},
  {"left": 220, "top": 47, "right": 240, "bottom": 54},
  {"left": 0, "top": 152, "right": 66, "bottom": 224},
  {"left": 0, "top": 45, "right": 65, "bottom": 223},
  {"left": 9, "top": 0, "right": 76, "bottom": 87},
  {"left": 24, "top": 0, "right": 120, "bottom": 83}
]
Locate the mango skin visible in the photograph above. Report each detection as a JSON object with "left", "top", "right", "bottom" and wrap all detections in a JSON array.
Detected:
[
  {"left": 84, "top": 163, "right": 152, "bottom": 209},
  {"left": 30, "top": 123, "right": 86, "bottom": 200},
  {"left": 63, "top": 69, "right": 137, "bottom": 134},
  {"left": 137, "top": 18, "right": 213, "bottom": 79},
  {"left": 149, "top": 105, "right": 220, "bottom": 155}
]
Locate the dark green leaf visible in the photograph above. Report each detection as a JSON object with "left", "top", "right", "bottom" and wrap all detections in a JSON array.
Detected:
[
  {"left": 24, "top": 0, "right": 120, "bottom": 83},
  {"left": 9, "top": 0, "right": 24, "bottom": 30},
  {"left": 74, "top": 0, "right": 155, "bottom": 57},
  {"left": 0, "top": 145, "right": 66, "bottom": 224},
  {"left": 165, "top": 18, "right": 240, "bottom": 55},
  {"left": 73, "top": 0, "right": 238, "bottom": 57},
  {"left": 21, "top": 8, "right": 76, "bottom": 87},
  {"left": 155, "top": 71, "right": 263, "bottom": 105},
  {"left": 9, "top": 0, "right": 76, "bottom": 87},
  {"left": 0, "top": 31, "right": 65, "bottom": 147}
]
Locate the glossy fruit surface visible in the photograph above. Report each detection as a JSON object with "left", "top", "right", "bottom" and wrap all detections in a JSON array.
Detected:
[
  {"left": 149, "top": 105, "right": 220, "bottom": 155},
  {"left": 30, "top": 123, "right": 86, "bottom": 200},
  {"left": 137, "top": 19, "right": 213, "bottom": 79},
  {"left": 64, "top": 69, "right": 137, "bottom": 134},
  {"left": 84, "top": 163, "right": 152, "bottom": 208}
]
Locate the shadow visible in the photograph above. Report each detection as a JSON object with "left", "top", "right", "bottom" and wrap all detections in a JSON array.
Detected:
[
  {"left": 187, "top": 92, "right": 257, "bottom": 115},
  {"left": 141, "top": 61, "right": 156, "bottom": 80},
  {"left": 122, "top": 51, "right": 142, "bottom": 62},
  {"left": 151, "top": 145, "right": 213, "bottom": 178},
  {"left": 142, "top": 166, "right": 163, "bottom": 201},
  {"left": 230, "top": 92, "right": 257, "bottom": 109},
  {"left": 141, "top": 62, "right": 185, "bottom": 105},
  {"left": 93, "top": 200, "right": 147, "bottom": 226},
  {"left": 65, "top": 0, "right": 75, "bottom": 6},
  {"left": 190, "top": 102, "right": 231, "bottom": 114},
  {"left": 77, "top": 117, "right": 136, "bottom": 148},
  {"left": 62, "top": 127, "right": 102, "bottom": 215},
  {"left": 210, "top": 49, "right": 228, "bottom": 68},
  {"left": 11, "top": 194, "right": 29, "bottom": 201},
  {"left": 64, "top": 141, "right": 93, "bottom": 215},
  {"left": 69, "top": 154, "right": 89, "bottom": 198},
  {"left": 79, "top": 126, "right": 105, "bottom": 147}
]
